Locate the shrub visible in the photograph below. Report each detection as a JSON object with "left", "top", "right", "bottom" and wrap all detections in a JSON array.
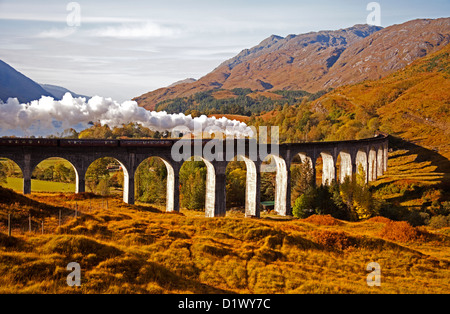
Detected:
[
  {"left": 303, "top": 214, "right": 342, "bottom": 226},
  {"left": 428, "top": 215, "right": 450, "bottom": 229},
  {"left": 312, "top": 230, "right": 356, "bottom": 250},
  {"left": 367, "top": 216, "right": 391, "bottom": 223},
  {"left": 379, "top": 221, "right": 426, "bottom": 242}
]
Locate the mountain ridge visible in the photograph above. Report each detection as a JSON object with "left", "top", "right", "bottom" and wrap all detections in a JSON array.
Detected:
[
  {"left": 134, "top": 17, "right": 450, "bottom": 110},
  {"left": 0, "top": 59, "right": 54, "bottom": 103},
  {"left": 0, "top": 59, "right": 89, "bottom": 103}
]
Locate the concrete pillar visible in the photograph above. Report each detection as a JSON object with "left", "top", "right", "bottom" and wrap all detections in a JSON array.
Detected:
[
  {"left": 321, "top": 152, "right": 335, "bottom": 186},
  {"left": 23, "top": 153, "right": 31, "bottom": 195},
  {"left": 272, "top": 155, "right": 288, "bottom": 216},
  {"left": 339, "top": 151, "right": 352, "bottom": 183},
  {"left": 368, "top": 148, "right": 377, "bottom": 182},
  {"left": 311, "top": 158, "right": 317, "bottom": 187},
  {"left": 205, "top": 160, "right": 227, "bottom": 218},
  {"left": 285, "top": 164, "right": 292, "bottom": 216},
  {"left": 204, "top": 159, "right": 219, "bottom": 217},
  {"left": 214, "top": 170, "right": 227, "bottom": 218},
  {"left": 123, "top": 171, "right": 135, "bottom": 205},
  {"left": 377, "top": 146, "right": 384, "bottom": 177},
  {"left": 162, "top": 160, "right": 179, "bottom": 213},
  {"left": 242, "top": 157, "right": 260, "bottom": 218},
  {"left": 356, "top": 150, "right": 368, "bottom": 183},
  {"left": 75, "top": 174, "right": 85, "bottom": 194}
]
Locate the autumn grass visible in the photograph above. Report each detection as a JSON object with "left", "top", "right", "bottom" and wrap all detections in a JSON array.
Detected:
[
  {"left": 2, "top": 177, "right": 75, "bottom": 193},
  {"left": 0, "top": 188, "right": 449, "bottom": 294}
]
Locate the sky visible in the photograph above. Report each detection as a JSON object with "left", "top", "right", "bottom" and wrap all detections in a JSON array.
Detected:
[{"left": 0, "top": 0, "right": 449, "bottom": 102}]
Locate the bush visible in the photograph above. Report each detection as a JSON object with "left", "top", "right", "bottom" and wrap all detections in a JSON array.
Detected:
[
  {"left": 303, "top": 214, "right": 342, "bottom": 226},
  {"left": 379, "top": 221, "right": 427, "bottom": 242},
  {"left": 292, "top": 194, "right": 313, "bottom": 218},
  {"left": 312, "top": 230, "right": 356, "bottom": 250},
  {"left": 428, "top": 215, "right": 450, "bottom": 229}
]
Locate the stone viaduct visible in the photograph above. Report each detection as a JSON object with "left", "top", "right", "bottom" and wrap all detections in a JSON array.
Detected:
[{"left": 0, "top": 134, "right": 388, "bottom": 217}]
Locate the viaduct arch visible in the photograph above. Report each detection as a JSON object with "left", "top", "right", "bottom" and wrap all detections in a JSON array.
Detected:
[{"left": 0, "top": 134, "right": 388, "bottom": 218}]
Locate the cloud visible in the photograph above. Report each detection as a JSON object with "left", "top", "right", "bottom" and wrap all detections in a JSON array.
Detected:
[
  {"left": 91, "top": 21, "right": 180, "bottom": 39},
  {"left": 36, "top": 27, "right": 78, "bottom": 38},
  {"left": 0, "top": 93, "right": 254, "bottom": 137}
]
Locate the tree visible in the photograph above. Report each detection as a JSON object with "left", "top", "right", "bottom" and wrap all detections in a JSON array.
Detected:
[
  {"left": 135, "top": 157, "right": 166, "bottom": 204},
  {"left": 179, "top": 159, "right": 206, "bottom": 210},
  {"left": 291, "top": 160, "right": 314, "bottom": 202},
  {"left": 0, "top": 162, "right": 7, "bottom": 184},
  {"left": 226, "top": 167, "right": 246, "bottom": 207},
  {"left": 85, "top": 158, "right": 111, "bottom": 192}
]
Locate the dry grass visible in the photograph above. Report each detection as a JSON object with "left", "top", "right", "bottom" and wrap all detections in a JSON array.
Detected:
[{"left": 0, "top": 188, "right": 449, "bottom": 294}]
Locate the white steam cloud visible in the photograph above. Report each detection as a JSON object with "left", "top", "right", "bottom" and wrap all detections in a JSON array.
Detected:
[{"left": 0, "top": 93, "right": 254, "bottom": 138}]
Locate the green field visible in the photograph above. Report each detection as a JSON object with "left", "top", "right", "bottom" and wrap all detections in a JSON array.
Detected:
[{"left": 1, "top": 177, "right": 75, "bottom": 193}]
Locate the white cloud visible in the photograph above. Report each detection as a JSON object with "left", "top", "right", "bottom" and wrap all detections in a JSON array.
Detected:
[
  {"left": 36, "top": 27, "right": 78, "bottom": 38},
  {"left": 91, "top": 21, "right": 180, "bottom": 39}
]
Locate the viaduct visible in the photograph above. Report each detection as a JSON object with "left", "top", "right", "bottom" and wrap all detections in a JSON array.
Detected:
[{"left": 0, "top": 134, "right": 388, "bottom": 218}]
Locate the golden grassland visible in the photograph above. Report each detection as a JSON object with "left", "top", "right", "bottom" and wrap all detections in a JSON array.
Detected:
[{"left": 0, "top": 187, "right": 449, "bottom": 294}]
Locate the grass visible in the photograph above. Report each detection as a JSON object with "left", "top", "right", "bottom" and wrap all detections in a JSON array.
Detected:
[
  {"left": 2, "top": 177, "right": 75, "bottom": 193},
  {"left": 0, "top": 187, "right": 449, "bottom": 294}
]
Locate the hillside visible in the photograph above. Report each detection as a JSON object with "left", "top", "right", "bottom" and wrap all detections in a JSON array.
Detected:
[
  {"left": 134, "top": 18, "right": 450, "bottom": 110},
  {"left": 39, "top": 84, "right": 89, "bottom": 100},
  {"left": 0, "top": 188, "right": 449, "bottom": 294},
  {"left": 312, "top": 41, "right": 450, "bottom": 159},
  {"left": 0, "top": 59, "right": 54, "bottom": 103}
]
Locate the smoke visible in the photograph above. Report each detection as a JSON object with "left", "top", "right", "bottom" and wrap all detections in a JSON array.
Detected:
[{"left": 0, "top": 93, "right": 254, "bottom": 138}]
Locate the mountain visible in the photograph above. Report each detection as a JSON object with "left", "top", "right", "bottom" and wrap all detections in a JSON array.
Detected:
[
  {"left": 0, "top": 59, "right": 54, "bottom": 103},
  {"left": 135, "top": 17, "right": 450, "bottom": 110},
  {"left": 312, "top": 42, "right": 450, "bottom": 159},
  {"left": 40, "top": 84, "right": 90, "bottom": 100},
  {"left": 167, "top": 78, "right": 197, "bottom": 88}
]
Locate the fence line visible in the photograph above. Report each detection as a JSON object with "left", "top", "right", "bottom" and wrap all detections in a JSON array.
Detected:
[{"left": 0, "top": 197, "right": 111, "bottom": 237}]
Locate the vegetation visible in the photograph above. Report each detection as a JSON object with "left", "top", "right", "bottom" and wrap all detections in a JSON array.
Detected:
[{"left": 0, "top": 187, "right": 448, "bottom": 294}]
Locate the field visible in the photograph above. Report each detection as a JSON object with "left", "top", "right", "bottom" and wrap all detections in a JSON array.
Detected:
[
  {"left": 0, "top": 187, "right": 449, "bottom": 294},
  {"left": 3, "top": 177, "right": 75, "bottom": 193}
]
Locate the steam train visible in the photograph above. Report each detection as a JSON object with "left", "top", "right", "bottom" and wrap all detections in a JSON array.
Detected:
[
  {"left": 0, "top": 138, "right": 175, "bottom": 147},
  {"left": 0, "top": 138, "right": 212, "bottom": 147}
]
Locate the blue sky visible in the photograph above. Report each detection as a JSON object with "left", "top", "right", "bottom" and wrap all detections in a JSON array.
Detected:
[{"left": 0, "top": 0, "right": 449, "bottom": 101}]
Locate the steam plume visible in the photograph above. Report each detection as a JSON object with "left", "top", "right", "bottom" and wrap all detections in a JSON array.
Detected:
[{"left": 0, "top": 93, "right": 254, "bottom": 137}]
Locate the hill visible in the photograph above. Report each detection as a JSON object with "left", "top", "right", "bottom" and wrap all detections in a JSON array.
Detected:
[
  {"left": 0, "top": 188, "right": 449, "bottom": 293},
  {"left": 134, "top": 18, "right": 450, "bottom": 110},
  {"left": 39, "top": 84, "right": 90, "bottom": 100},
  {"left": 312, "top": 41, "right": 450, "bottom": 159},
  {"left": 0, "top": 59, "right": 54, "bottom": 103}
]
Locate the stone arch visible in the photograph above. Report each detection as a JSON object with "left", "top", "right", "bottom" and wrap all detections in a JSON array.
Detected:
[
  {"left": 226, "top": 154, "right": 259, "bottom": 217},
  {"left": 179, "top": 156, "right": 217, "bottom": 217},
  {"left": 30, "top": 157, "right": 79, "bottom": 193},
  {"left": 261, "top": 154, "right": 288, "bottom": 216},
  {"left": 0, "top": 157, "right": 23, "bottom": 191},
  {"left": 337, "top": 150, "right": 352, "bottom": 183},
  {"left": 85, "top": 156, "right": 131, "bottom": 203},
  {"left": 368, "top": 147, "right": 377, "bottom": 182},
  {"left": 377, "top": 145, "right": 384, "bottom": 177},
  {"left": 135, "top": 156, "right": 177, "bottom": 212},
  {"left": 356, "top": 149, "right": 368, "bottom": 183},
  {"left": 316, "top": 151, "right": 335, "bottom": 186}
]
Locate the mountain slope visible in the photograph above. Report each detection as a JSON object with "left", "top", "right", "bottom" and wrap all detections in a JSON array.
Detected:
[
  {"left": 135, "top": 17, "right": 450, "bottom": 110},
  {"left": 40, "top": 84, "right": 89, "bottom": 100},
  {"left": 0, "top": 59, "right": 54, "bottom": 103},
  {"left": 313, "top": 42, "right": 450, "bottom": 159}
]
